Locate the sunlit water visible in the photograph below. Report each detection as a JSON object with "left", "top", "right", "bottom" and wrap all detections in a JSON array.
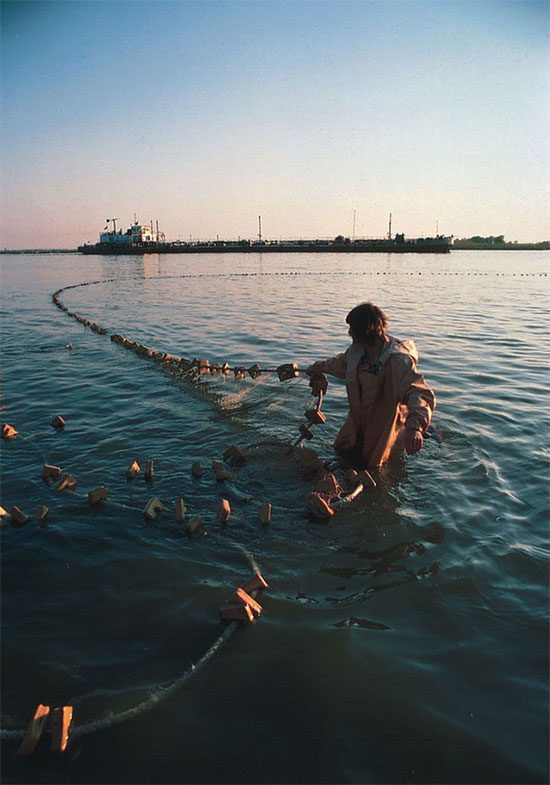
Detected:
[{"left": 1, "top": 250, "right": 548, "bottom": 784}]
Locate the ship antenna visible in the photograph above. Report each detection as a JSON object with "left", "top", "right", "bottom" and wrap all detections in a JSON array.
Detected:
[
  {"left": 388, "top": 212, "right": 392, "bottom": 240},
  {"left": 352, "top": 210, "right": 356, "bottom": 241},
  {"left": 258, "top": 215, "right": 262, "bottom": 242}
]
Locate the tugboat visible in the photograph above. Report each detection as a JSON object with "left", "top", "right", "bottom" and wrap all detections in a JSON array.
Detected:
[{"left": 78, "top": 218, "right": 165, "bottom": 254}]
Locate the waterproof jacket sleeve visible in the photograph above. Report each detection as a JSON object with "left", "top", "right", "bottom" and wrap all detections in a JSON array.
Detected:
[
  {"left": 395, "top": 355, "right": 436, "bottom": 432},
  {"left": 308, "top": 349, "right": 349, "bottom": 380}
]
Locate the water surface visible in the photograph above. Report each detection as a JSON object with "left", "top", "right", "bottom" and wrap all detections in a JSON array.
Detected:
[{"left": 1, "top": 250, "right": 548, "bottom": 784}]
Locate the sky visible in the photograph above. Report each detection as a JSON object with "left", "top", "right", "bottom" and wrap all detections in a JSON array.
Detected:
[{"left": 0, "top": 0, "right": 548, "bottom": 248}]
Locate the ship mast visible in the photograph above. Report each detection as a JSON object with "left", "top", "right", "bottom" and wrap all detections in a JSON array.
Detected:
[
  {"left": 352, "top": 210, "right": 356, "bottom": 241},
  {"left": 388, "top": 213, "right": 392, "bottom": 240},
  {"left": 258, "top": 215, "right": 262, "bottom": 242}
]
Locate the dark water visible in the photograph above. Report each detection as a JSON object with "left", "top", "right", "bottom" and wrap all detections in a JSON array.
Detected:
[{"left": 1, "top": 251, "right": 548, "bottom": 784}]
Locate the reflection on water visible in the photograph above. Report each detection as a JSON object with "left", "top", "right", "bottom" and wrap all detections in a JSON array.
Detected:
[{"left": 1, "top": 250, "right": 548, "bottom": 784}]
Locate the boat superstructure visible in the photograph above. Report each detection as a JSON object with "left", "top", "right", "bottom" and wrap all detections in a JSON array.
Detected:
[{"left": 79, "top": 218, "right": 165, "bottom": 254}]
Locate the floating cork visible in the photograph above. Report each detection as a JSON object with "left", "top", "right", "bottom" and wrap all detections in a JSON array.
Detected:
[
  {"left": 50, "top": 706, "right": 73, "bottom": 753},
  {"left": 66, "top": 343, "right": 74, "bottom": 350},
  {"left": 9, "top": 506, "right": 29, "bottom": 526},
  {"left": 234, "top": 366, "right": 246, "bottom": 380},
  {"left": 17, "top": 704, "right": 50, "bottom": 757},
  {"left": 50, "top": 415, "right": 66, "bottom": 429},
  {"left": 277, "top": 362, "right": 300, "bottom": 381},
  {"left": 305, "top": 407, "right": 327, "bottom": 425},
  {"left": 126, "top": 460, "right": 141, "bottom": 479},
  {"left": 247, "top": 363, "right": 262, "bottom": 379},
  {"left": 57, "top": 475, "right": 77, "bottom": 492},
  {"left": 1, "top": 423, "right": 18, "bottom": 440},
  {"left": 88, "top": 486, "right": 108, "bottom": 505},
  {"left": 223, "top": 445, "right": 246, "bottom": 466},
  {"left": 35, "top": 505, "right": 49, "bottom": 523},
  {"left": 219, "top": 603, "right": 255, "bottom": 623},
  {"left": 42, "top": 464, "right": 62, "bottom": 481},
  {"left": 218, "top": 499, "right": 231, "bottom": 524},
  {"left": 306, "top": 492, "right": 335, "bottom": 519},
  {"left": 191, "top": 461, "right": 203, "bottom": 478},
  {"left": 243, "top": 570, "right": 269, "bottom": 593},
  {"left": 144, "top": 460, "right": 154, "bottom": 482},
  {"left": 175, "top": 497, "right": 186, "bottom": 522},
  {"left": 143, "top": 497, "right": 164, "bottom": 521},
  {"left": 259, "top": 502, "right": 272, "bottom": 524},
  {"left": 357, "top": 469, "right": 377, "bottom": 489},
  {"left": 185, "top": 515, "right": 203, "bottom": 535},
  {"left": 228, "top": 588, "right": 262, "bottom": 617},
  {"left": 212, "top": 460, "right": 224, "bottom": 475}
]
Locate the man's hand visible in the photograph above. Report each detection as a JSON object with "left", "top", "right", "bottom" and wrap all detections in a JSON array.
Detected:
[
  {"left": 308, "top": 372, "right": 328, "bottom": 397},
  {"left": 405, "top": 427, "right": 423, "bottom": 455}
]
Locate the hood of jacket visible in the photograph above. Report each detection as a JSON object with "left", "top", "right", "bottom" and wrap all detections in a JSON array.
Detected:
[{"left": 378, "top": 336, "right": 419, "bottom": 365}]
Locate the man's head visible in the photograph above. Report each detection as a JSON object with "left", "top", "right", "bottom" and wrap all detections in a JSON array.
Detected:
[{"left": 346, "top": 302, "right": 389, "bottom": 345}]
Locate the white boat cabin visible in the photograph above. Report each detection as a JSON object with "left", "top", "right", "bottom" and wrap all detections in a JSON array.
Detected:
[{"left": 100, "top": 222, "right": 158, "bottom": 246}]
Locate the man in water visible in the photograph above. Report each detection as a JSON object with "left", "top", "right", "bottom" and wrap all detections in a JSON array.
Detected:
[{"left": 306, "top": 302, "right": 435, "bottom": 469}]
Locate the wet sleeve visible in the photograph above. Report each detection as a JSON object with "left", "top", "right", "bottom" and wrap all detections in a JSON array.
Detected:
[
  {"left": 397, "top": 357, "right": 436, "bottom": 431},
  {"left": 308, "top": 350, "right": 348, "bottom": 379}
]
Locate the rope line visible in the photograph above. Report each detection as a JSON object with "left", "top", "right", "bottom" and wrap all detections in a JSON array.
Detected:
[
  {"left": 0, "top": 622, "right": 239, "bottom": 743},
  {"left": 51, "top": 269, "right": 547, "bottom": 386},
  {"left": 71, "top": 620, "right": 238, "bottom": 738},
  {"left": 1, "top": 538, "right": 258, "bottom": 743}
]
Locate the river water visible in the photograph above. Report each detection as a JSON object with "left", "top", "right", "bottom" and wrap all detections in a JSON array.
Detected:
[{"left": 1, "top": 250, "right": 548, "bottom": 784}]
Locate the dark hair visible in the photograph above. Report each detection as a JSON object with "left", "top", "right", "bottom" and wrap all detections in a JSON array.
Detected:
[{"left": 346, "top": 302, "right": 389, "bottom": 341}]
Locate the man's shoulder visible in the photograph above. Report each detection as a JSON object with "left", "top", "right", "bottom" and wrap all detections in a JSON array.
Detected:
[{"left": 383, "top": 337, "right": 418, "bottom": 365}]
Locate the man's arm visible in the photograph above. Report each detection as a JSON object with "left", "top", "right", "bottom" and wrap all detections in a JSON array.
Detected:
[
  {"left": 396, "top": 357, "right": 436, "bottom": 455},
  {"left": 306, "top": 351, "right": 349, "bottom": 397},
  {"left": 306, "top": 351, "right": 348, "bottom": 380}
]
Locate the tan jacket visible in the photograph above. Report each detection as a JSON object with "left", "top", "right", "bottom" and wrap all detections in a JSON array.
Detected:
[{"left": 311, "top": 337, "right": 435, "bottom": 467}]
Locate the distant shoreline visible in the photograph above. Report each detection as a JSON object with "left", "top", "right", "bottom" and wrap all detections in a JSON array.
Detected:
[
  {"left": 1, "top": 248, "right": 76, "bottom": 254},
  {"left": 452, "top": 242, "right": 549, "bottom": 251}
]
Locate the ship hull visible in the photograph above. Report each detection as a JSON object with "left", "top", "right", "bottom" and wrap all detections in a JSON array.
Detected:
[{"left": 78, "top": 239, "right": 451, "bottom": 255}]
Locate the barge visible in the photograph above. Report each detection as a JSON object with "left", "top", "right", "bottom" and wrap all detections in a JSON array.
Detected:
[{"left": 78, "top": 218, "right": 453, "bottom": 255}]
